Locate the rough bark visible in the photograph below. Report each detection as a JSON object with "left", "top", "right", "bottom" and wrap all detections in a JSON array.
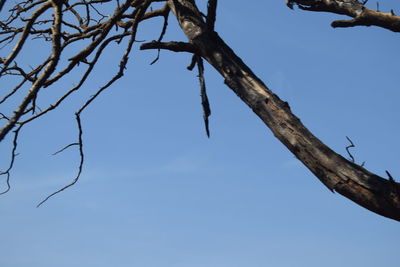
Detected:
[
  {"left": 167, "top": 0, "right": 400, "bottom": 221},
  {"left": 287, "top": 0, "right": 400, "bottom": 32}
]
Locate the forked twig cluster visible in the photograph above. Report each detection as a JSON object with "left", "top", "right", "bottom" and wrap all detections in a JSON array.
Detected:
[{"left": 0, "top": 0, "right": 218, "bottom": 205}]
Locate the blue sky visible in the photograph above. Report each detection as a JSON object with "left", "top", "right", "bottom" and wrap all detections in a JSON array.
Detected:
[{"left": 1, "top": 1, "right": 400, "bottom": 266}]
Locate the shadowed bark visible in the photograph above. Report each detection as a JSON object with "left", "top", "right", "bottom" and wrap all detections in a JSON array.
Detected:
[{"left": 166, "top": 0, "right": 400, "bottom": 221}]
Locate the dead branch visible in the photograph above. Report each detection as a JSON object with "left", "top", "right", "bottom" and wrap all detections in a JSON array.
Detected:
[
  {"left": 0, "top": 0, "right": 6, "bottom": 12},
  {"left": 0, "top": 2, "right": 52, "bottom": 75},
  {"left": 52, "top": 143, "right": 79, "bottom": 155},
  {"left": 168, "top": 0, "right": 400, "bottom": 221},
  {"left": 345, "top": 136, "right": 355, "bottom": 163},
  {"left": 0, "top": 125, "right": 21, "bottom": 195},
  {"left": 148, "top": 4, "right": 170, "bottom": 64},
  {"left": 0, "top": 0, "right": 399, "bottom": 222},
  {"left": 206, "top": 0, "right": 217, "bottom": 31},
  {"left": 0, "top": 1, "right": 63, "bottom": 142},
  {"left": 36, "top": 113, "right": 85, "bottom": 207},
  {"left": 196, "top": 55, "right": 211, "bottom": 137},
  {"left": 287, "top": 0, "right": 400, "bottom": 32},
  {"left": 36, "top": 0, "right": 150, "bottom": 206},
  {"left": 345, "top": 136, "right": 365, "bottom": 167},
  {"left": 140, "top": 40, "right": 196, "bottom": 53}
]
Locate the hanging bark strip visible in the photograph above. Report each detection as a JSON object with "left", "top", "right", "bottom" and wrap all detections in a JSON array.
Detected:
[
  {"left": 168, "top": 0, "right": 400, "bottom": 221},
  {"left": 196, "top": 55, "right": 211, "bottom": 137}
]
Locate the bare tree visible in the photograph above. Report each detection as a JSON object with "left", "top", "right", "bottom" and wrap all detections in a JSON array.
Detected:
[{"left": 0, "top": 0, "right": 399, "bottom": 220}]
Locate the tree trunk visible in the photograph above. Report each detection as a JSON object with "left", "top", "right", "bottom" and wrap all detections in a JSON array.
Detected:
[{"left": 168, "top": 0, "right": 400, "bottom": 221}]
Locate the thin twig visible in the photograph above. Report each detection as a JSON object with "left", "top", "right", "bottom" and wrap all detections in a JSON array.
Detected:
[
  {"left": 36, "top": 114, "right": 84, "bottom": 207},
  {"left": 52, "top": 142, "right": 79, "bottom": 155},
  {"left": 345, "top": 136, "right": 355, "bottom": 163},
  {"left": 0, "top": 125, "right": 22, "bottom": 195},
  {"left": 386, "top": 170, "right": 395, "bottom": 182},
  {"left": 36, "top": 1, "right": 151, "bottom": 206},
  {"left": 187, "top": 54, "right": 196, "bottom": 70},
  {"left": 150, "top": 4, "right": 170, "bottom": 65}
]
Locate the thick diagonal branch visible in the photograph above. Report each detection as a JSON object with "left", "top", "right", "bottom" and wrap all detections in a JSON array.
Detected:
[{"left": 168, "top": 0, "right": 400, "bottom": 221}]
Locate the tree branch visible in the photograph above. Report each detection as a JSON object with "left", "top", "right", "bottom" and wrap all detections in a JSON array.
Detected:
[
  {"left": 0, "top": 125, "right": 21, "bottom": 195},
  {"left": 287, "top": 0, "right": 400, "bottom": 32},
  {"left": 206, "top": 0, "right": 217, "bottom": 31},
  {"left": 0, "top": 1, "right": 63, "bottom": 142},
  {"left": 1, "top": 0, "right": 399, "bottom": 221},
  {"left": 36, "top": 0, "right": 151, "bottom": 205},
  {"left": 140, "top": 40, "right": 196, "bottom": 53},
  {"left": 0, "top": 2, "right": 52, "bottom": 76},
  {"left": 168, "top": 0, "right": 400, "bottom": 221}
]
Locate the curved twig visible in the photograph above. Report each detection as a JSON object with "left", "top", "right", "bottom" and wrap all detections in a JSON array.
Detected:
[{"left": 0, "top": 125, "right": 22, "bottom": 195}]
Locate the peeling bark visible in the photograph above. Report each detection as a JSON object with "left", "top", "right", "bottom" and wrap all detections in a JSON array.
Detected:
[{"left": 168, "top": 0, "right": 400, "bottom": 221}]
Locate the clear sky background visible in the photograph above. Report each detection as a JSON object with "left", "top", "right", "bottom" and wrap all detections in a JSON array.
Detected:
[{"left": 1, "top": 1, "right": 400, "bottom": 266}]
